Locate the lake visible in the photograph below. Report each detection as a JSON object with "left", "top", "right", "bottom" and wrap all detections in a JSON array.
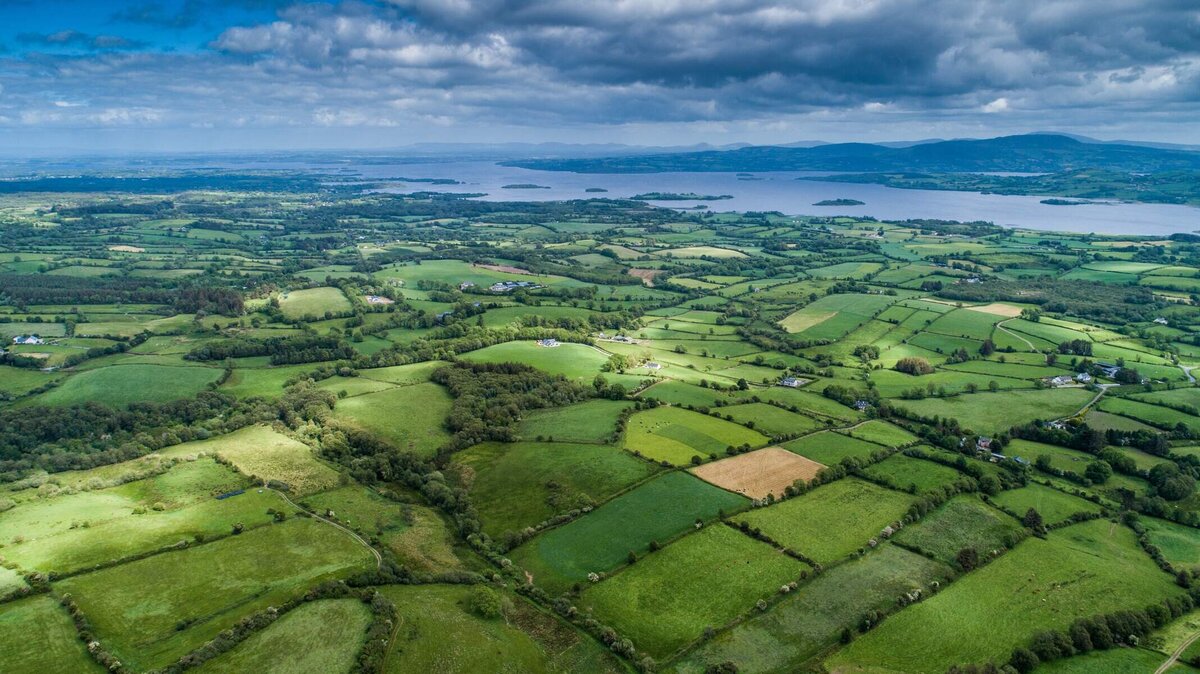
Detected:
[{"left": 358, "top": 161, "right": 1198, "bottom": 237}]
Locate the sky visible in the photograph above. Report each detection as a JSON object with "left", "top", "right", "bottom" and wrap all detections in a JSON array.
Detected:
[{"left": 0, "top": 0, "right": 1198, "bottom": 152}]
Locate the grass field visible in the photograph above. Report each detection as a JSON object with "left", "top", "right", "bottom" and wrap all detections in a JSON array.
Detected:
[
  {"left": 517, "top": 399, "right": 633, "bottom": 443},
  {"left": 735, "top": 478, "right": 916, "bottom": 564},
  {"left": 56, "top": 517, "right": 375, "bottom": 670},
  {"left": 454, "top": 441, "right": 657, "bottom": 538},
  {"left": 827, "top": 520, "right": 1182, "bottom": 672},
  {"left": 1033, "top": 647, "right": 1194, "bottom": 674},
  {"left": 333, "top": 382, "right": 453, "bottom": 458},
  {"left": 782, "top": 431, "right": 885, "bottom": 465},
  {"left": 720, "top": 402, "right": 825, "bottom": 436},
  {"left": 33, "top": 363, "right": 222, "bottom": 408},
  {"left": 861, "top": 453, "right": 966, "bottom": 493},
  {"left": 623, "top": 406, "right": 768, "bottom": 465},
  {"left": 0, "top": 595, "right": 102, "bottom": 674},
  {"left": 676, "top": 544, "right": 953, "bottom": 674},
  {"left": 991, "top": 483, "right": 1104, "bottom": 524},
  {"left": 378, "top": 584, "right": 626, "bottom": 673},
  {"left": 893, "top": 494, "right": 1025, "bottom": 564},
  {"left": 839, "top": 419, "right": 918, "bottom": 447},
  {"left": 578, "top": 524, "right": 807, "bottom": 658},
  {"left": 278, "top": 287, "right": 351, "bottom": 319},
  {"left": 1141, "top": 516, "right": 1200, "bottom": 569},
  {"left": 194, "top": 598, "right": 371, "bottom": 674},
  {"left": 891, "top": 388, "right": 1095, "bottom": 434},
  {"left": 462, "top": 341, "right": 644, "bottom": 388},
  {"left": 510, "top": 471, "right": 748, "bottom": 593},
  {"left": 179, "top": 424, "right": 342, "bottom": 495}
]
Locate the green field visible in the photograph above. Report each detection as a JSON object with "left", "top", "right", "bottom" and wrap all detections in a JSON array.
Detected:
[
  {"left": 174, "top": 424, "right": 343, "bottom": 495},
  {"left": 827, "top": 520, "right": 1182, "bottom": 672},
  {"left": 278, "top": 287, "right": 352, "bottom": 319},
  {"left": 378, "top": 584, "right": 626, "bottom": 673},
  {"left": 454, "top": 440, "right": 657, "bottom": 538},
  {"left": 0, "top": 595, "right": 102, "bottom": 674},
  {"left": 517, "top": 399, "right": 633, "bottom": 443},
  {"left": 1142, "top": 516, "right": 1200, "bottom": 569},
  {"left": 31, "top": 363, "right": 223, "bottom": 408},
  {"left": 720, "top": 402, "right": 825, "bottom": 436},
  {"left": 333, "top": 382, "right": 454, "bottom": 457},
  {"left": 782, "top": 431, "right": 885, "bottom": 465},
  {"left": 839, "top": 419, "right": 918, "bottom": 447},
  {"left": 676, "top": 544, "right": 953, "bottom": 674},
  {"left": 893, "top": 494, "right": 1025, "bottom": 564},
  {"left": 623, "top": 405, "right": 769, "bottom": 465},
  {"left": 194, "top": 598, "right": 371, "bottom": 674},
  {"left": 511, "top": 471, "right": 748, "bottom": 593},
  {"left": 56, "top": 518, "right": 375, "bottom": 670},
  {"left": 735, "top": 478, "right": 916, "bottom": 564},
  {"left": 579, "top": 524, "right": 808, "bottom": 658},
  {"left": 991, "top": 483, "right": 1104, "bottom": 525},
  {"left": 892, "top": 388, "right": 1095, "bottom": 434},
  {"left": 861, "top": 453, "right": 967, "bottom": 493}
]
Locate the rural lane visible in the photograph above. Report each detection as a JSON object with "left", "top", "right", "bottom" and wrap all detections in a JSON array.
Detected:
[
  {"left": 1155, "top": 629, "right": 1200, "bottom": 674},
  {"left": 269, "top": 486, "right": 383, "bottom": 570}
]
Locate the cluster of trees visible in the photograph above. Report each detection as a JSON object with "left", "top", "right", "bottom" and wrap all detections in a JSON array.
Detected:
[
  {"left": 1057, "top": 339, "right": 1092, "bottom": 356},
  {"left": 185, "top": 334, "right": 356, "bottom": 365},
  {"left": 1003, "top": 595, "right": 1198, "bottom": 672},
  {"left": 895, "top": 357, "right": 935, "bottom": 375},
  {"left": 174, "top": 285, "right": 245, "bottom": 316},
  {"left": 431, "top": 362, "right": 590, "bottom": 456},
  {"left": 936, "top": 277, "right": 1165, "bottom": 324}
]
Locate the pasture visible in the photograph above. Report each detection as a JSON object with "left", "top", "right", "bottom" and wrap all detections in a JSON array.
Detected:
[
  {"left": 892, "top": 494, "right": 1025, "bottom": 564},
  {"left": 622, "top": 406, "right": 768, "bottom": 465},
  {"left": 510, "top": 471, "right": 748, "bottom": 593},
  {"left": 579, "top": 524, "right": 807, "bottom": 658},
  {"left": 32, "top": 363, "right": 222, "bottom": 408},
  {"left": 827, "top": 520, "right": 1182, "bottom": 672},
  {"left": 891, "top": 388, "right": 1094, "bottom": 434},
  {"left": 333, "top": 382, "right": 454, "bottom": 458},
  {"left": 177, "top": 424, "right": 342, "bottom": 495},
  {"left": 277, "top": 287, "right": 352, "bottom": 319},
  {"left": 735, "top": 478, "right": 916, "bottom": 564},
  {"left": 454, "top": 440, "right": 657, "bottom": 538}
]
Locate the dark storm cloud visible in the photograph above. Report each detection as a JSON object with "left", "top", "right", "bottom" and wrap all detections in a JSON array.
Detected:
[{"left": 1, "top": 0, "right": 1198, "bottom": 143}]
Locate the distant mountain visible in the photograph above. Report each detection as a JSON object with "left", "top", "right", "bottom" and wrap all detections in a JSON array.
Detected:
[{"left": 505, "top": 134, "right": 1200, "bottom": 174}]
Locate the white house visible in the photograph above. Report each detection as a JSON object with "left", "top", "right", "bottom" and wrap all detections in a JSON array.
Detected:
[
  {"left": 1154, "top": 317, "right": 1169, "bottom": 325},
  {"left": 779, "top": 377, "right": 802, "bottom": 388},
  {"left": 537, "top": 338, "right": 560, "bottom": 348},
  {"left": 12, "top": 335, "right": 43, "bottom": 345}
]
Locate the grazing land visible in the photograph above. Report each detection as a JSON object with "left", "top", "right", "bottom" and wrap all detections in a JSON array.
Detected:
[{"left": 6, "top": 179, "right": 1200, "bottom": 673}]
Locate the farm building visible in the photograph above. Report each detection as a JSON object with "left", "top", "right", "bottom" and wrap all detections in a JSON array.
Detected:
[
  {"left": 364, "top": 295, "right": 393, "bottom": 305},
  {"left": 1047, "top": 375, "right": 1074, "bottom": 387},
  {"left": 779, "top": 377, "right": 803, "bottom": 388},
  {"left": 645, "top": 362, "right": 662, "bottom": 370},
  {"left": 489, "top": 280, "right": 540, "bottom": 293},
  {"left": 1076, "top": 372, "right": 1093, "bottom": 383},
  {"left": 1154, "top": 317, "right": 1169, "bottom": 325},
  {"left": 853, "top": 400, "right": 871, "bottom": 411},
  {"left": 12, "top": 335, "right": 44, "bottom": 345},
  {"left": 537, "top": 338, "right": 560, "bottom": 348},
  {"left": 1096, "top": 363, "right": 1122, "bottom": 378},
  {"left": 459, "top": 281, "right": 475, "bottom": 290}
]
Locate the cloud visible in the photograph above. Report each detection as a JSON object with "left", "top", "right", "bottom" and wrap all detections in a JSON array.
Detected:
[
  {"left": 17, "top": 30, "right": 147, "bottom": 51},
  {"left": 2, "top": 0, "right": 1199, "bottom": 144},
  {"left": 982, "top": 97, "right": 1010, "bottom": 113}
]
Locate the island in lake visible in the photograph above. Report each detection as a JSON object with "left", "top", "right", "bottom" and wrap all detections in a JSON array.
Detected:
[
  {"left": 631, "top": 192, "right": 734, "bottom": 200},
  {"left": 502, "top": 183, "right": 551, "bottom": 189},
  {"left": 1041, "top": 198, "right": 1093, "bottom": 206},
  {"left": 813, "top": 198, "right": 866, "bottom": 206}
]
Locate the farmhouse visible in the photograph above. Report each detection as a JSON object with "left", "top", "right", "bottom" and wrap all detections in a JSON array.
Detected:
[
  {"left": 1076, "top": 372, "right": 1093, "bottom": 383},
  {"left": 1096, "top": 362, "right": 1122, "bottom": 378},
  {"left": 779, "top": 377, "right": 802, "bottom": 388},
  {"left": 853, "top": 400, "right": 872, "bottom": 411},
  {"left": 459, "top": 281, "right": 475, "bottom": 290},
  {"left": 12, "top": 335, "right": 44, "bottom": 345},
  {"left": 976, "top": 436, "right": 993, "bottom": 451},
  {"left": 364, "top": 294, "right": 393, "bottom": 305},
  {"left": 489, "top": 280, "right": 540, "bottom": 293},
  {"left": 537, "top": 338, "right": 560, "bottom": 348},
  {"left": 1047, "top": 375, "right": 1074, "bottom": 387},
  {"left": 1154, "top": 317, "right": 1169, "bottom": 325},
  {"left": 644, "top": 362, "right": 662, "bottom": 370}
]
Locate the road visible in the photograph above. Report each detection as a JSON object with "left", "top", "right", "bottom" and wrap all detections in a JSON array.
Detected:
[
  {"left": 1155, "top": 629, "right": 1200, "bottom": 674},
  {"left": 268, "top": 486, "right": 382, "bottom": 570},
  {"left": 996, "top": 319, "right": 1036, "bottom": 351}
]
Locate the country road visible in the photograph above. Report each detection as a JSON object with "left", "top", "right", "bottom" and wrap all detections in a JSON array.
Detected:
[
  {"left": 269, "top": 486, "right": 382, "bottom": 570},
  {"left": 1156, "top": 629, "right": 1200, "bottom": 674}
]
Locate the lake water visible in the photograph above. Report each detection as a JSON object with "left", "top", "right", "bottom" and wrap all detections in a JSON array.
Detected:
[
  {"left": 353, "top": 161, "right": 1196, "bottom": 237},
  {"left": 173, "top": 155, "right": 1200, "bottom": 236}
]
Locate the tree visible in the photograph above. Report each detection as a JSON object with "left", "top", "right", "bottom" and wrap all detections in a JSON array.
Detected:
[
  {"left": 1009, "top": 647, "right": 1039, "bottom": 673},
  {"left": 895, "top": 357, "right": 934, "bottom": 376},
  {"left": 988, "top": 380, "right": 1000, "bottom": 392},
  {"left": 736, "top": 378, "right": 749, "bottom": 391},
  {"left": 980, "top": 339, "right": 995, "bottom": 356},
  {"left": 1084, "top": 461, "right": 1112, "bottom": 484},
  {"left": 956, "top": 547, "right": 980, "bottom": 571},
  {"left": 1023, "top": 508, "right": 1044, "bottom": 532},
  {"left": 468, "top": 586, "right": 506, "bottom": 618}
]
